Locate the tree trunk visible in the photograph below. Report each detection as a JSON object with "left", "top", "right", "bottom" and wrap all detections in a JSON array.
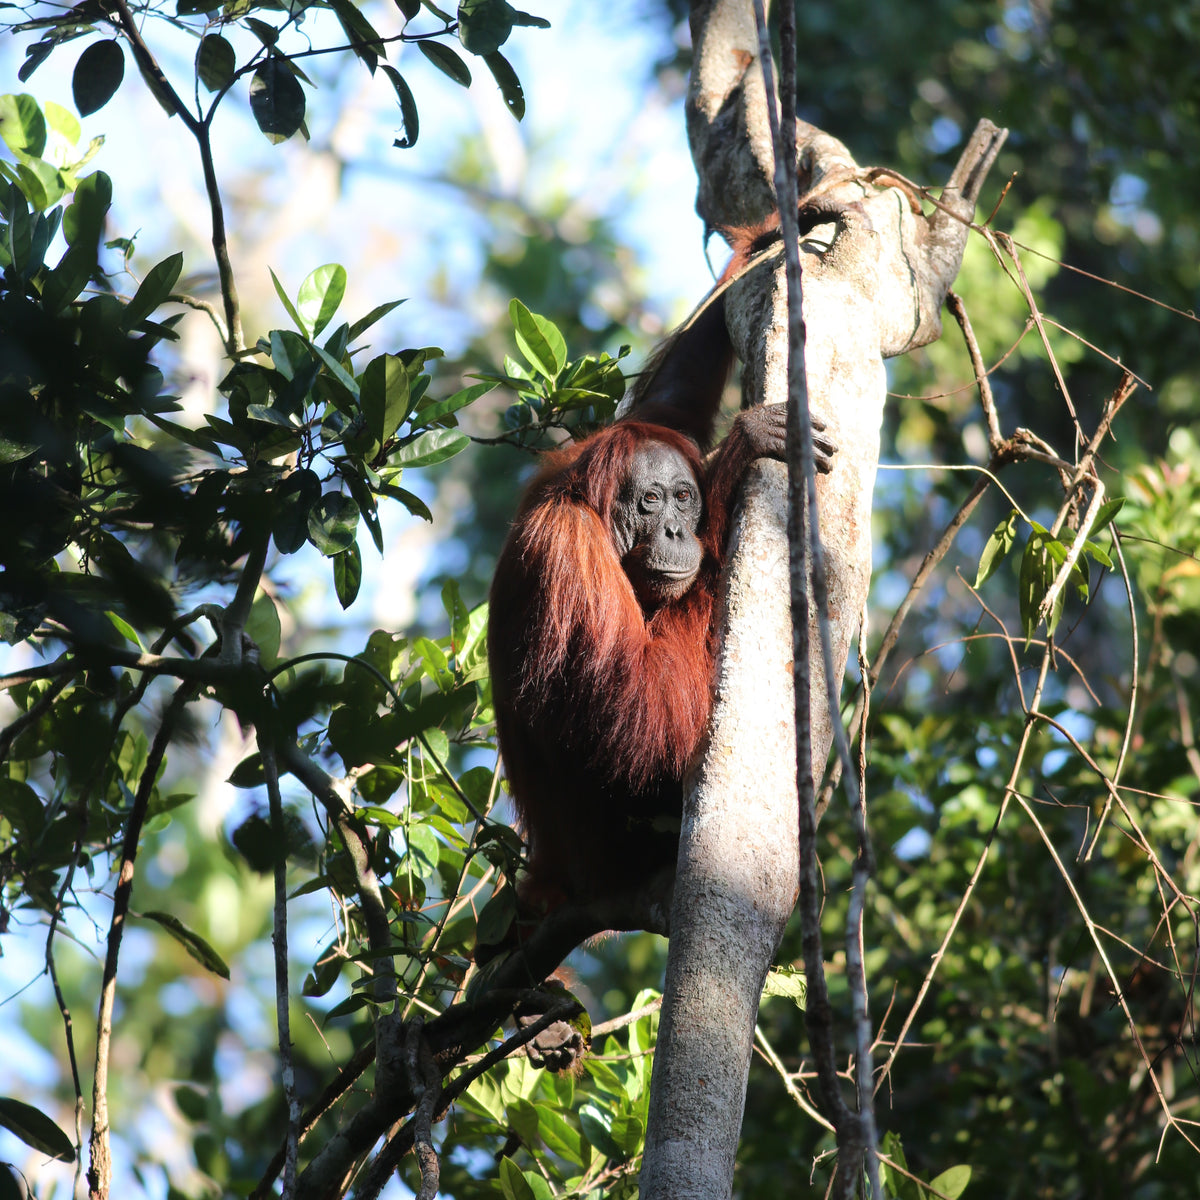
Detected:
[{"left": 639, "top": 3, "right": 1005, "bottom": 1196}]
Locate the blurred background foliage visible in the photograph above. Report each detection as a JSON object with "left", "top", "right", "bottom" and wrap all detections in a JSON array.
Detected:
[{"left": 1, "top": 0, "right": 1199, "bottom": 1197}]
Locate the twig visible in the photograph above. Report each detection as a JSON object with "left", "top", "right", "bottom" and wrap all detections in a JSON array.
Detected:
[
  {"left": 945, "top": 290, "right": 1002, "bottom": 451},
  {"left": 250, "top": 1042, "right": 377, "bottom": 1200},
  {"left": 592, "top": 997, "right": 663, "bottom": 1038},
  {"left": 353, "top": 1003, "right": 578, "bottom": 1200},
  {"left": 99, "top": 0, "right": 243, "bottom": 352},
  {"left": 986, "top": 231, "right": 1081, "bottom": 437},
  {"left": 262, "top": 737, "right": 301, "bottom": 1198},
  {"left": 753, "top": 1023, "right": 834, "bottom": 1132},
  {"left": 750, "top": 2, "right": 876, "bottom": 1194},
  {"left": 87, "top": 681, "right": 194, "bottom": 1200}
]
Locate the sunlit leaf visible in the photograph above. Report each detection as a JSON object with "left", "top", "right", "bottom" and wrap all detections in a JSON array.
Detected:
[
  {"left": 297, "top": 262, "right": 346, "bottom": 338},
  {"left": 509, "top": 298, "right": 565, "bottom": 378},
  {"left": 761, "top": 964, "right": 807, "bottom": 1008},
  {"left": 390, "top": 428, "right": 469, "bottom": 468},
  {"left": 929, "top": 1165, "right": 972, "bottom": 1198},
  {"left": 974, "top": 508, "right": 1019, "bottom": 589},
  {"left": 360, "top": 353, "right": 412, "bottom": 447},
  {"left": 414, "top": 381, "right": 495, "bottom": 428},
  {"left": 269, "top": 266, "right": 306, "bottom": 333},
  {"left": 0, "top": 93, "right": 47, "bottom": 157}
]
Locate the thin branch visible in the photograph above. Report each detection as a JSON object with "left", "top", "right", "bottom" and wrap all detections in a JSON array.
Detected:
[
  {"left": 750, "top": 3, "right": 876, "bottom": 1194},
  {"left": 945, "top": 291, "right": 1002, "bottom": 450},
  {"left": 262, "top": 737, "right": 301, "bottom": 1199},
  {"left": 0, "top": 670, "right": 72, "bottom": 758},
  {"left": 250, "top": 1042, "right": 377, "bottom": 1200},
  {"left": 1010, "top": 788, "right": 1200, "bottom": 1156},
  {"left": 87, "top": 680, "right": 194, "bottom": 1200},
  {"left": 353, "top": 1002, "right": 578, "bottom": 1200},
  {"left": 753, "top": 1023, "right": 835, "bottom": 1132}
]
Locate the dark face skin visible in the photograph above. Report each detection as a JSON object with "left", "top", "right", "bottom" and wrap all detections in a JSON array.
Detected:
[{"left": 611, "top": 442, "right": 704, "bottom": 609}]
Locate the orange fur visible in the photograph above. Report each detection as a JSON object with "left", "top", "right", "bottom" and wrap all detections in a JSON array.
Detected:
[{"left": 488, "top": 224, "right": 782, "bottom": 910}]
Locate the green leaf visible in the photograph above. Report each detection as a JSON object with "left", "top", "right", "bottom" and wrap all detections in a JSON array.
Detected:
[
  {"left": 1019, "top": 530, "right": 1061, "bottom": 643},
  {"left": 578, "top": 1103, "right": 621, "bottom": 1159},
  {"left": 0, "top": 93, "right": 47, "bottom": 157},
  {"left": 41, "top": 243, "right": 94, "bottom": 314},
  {"left": 375, "top": 480, "right": 433, "bottom": 521},
  {"left": 62, "top": 169, "right": 112, "bottom": 249},
  {"left": 106, "top": 610, "right": 144, "bottom": 650},
  {"left": 360, "top": 353, "right": 413, "bottom": 446},
  {"left": 484, "top": 50, "right": 524, "bottom": 119},
  {"left": 347, "top": 298, "right": 405, "bottom": 341},
  {"left": 247, "top": 591, "right": 282, "bottom": 665},
  {"left": 0, "top": 779, "right": 43, "bottom": 837},
  {"left": 311, "top": 343, "right": 361, "bottom": 400},
  {"left": 197, "top": 35, "right": 236, "bottom": 93},
  {"left": 1082, "top": 538, "right": 1113, "bottom": 570},
  {"left": 442, "top": 577, "right": 469, "bottom": 657},
  {"left": 761, "top": 964, "right": 807, "bottom": 1008},
  {"left": 929, "top": 1165, "right": 972, "bottom": 1199},
  {"left": 308, "top": 492, "right": 359, "bottom": 556},
  {"left": 0, "top": 1097, "right": 75, "bottom": 1163},
  {"left": 342, "top": 467, "right": 384, "bottom": 553},
  {"left": 395, "top": 0, "right": 421, "bottom": 16},
  {"left": 18, "top": 39, "right": 55, "bottom": 84},
  {"left": 510, "top": 7, "right": 549, "bottom": 30},
  {"left": 509, "top": 299, "right": 566, "bottom": 378},
  {"left": 418, "top": 40, "right": 472, "bottom": 87},
  {"left": 73, "top": 41, "right": 125, "bottom": 116},
  {"left": 329, "top": 0, "right": 384, "bottom": 71},
  {"left": 1090, "top": 495, "right": 1126, "bottom": 533},
  {"left": 458, "top": 0, "right": 516, "bottom": 55},
  {"left": 297, "top": 262, "right": 346, "bottom": 338},
  {"left": 333, "top": 540, "right": 362, "bottom": 609},
  {"left": 380, "top": 65, "right": 419, "bottom": 148},
  {"left": 44, "top": 100, "right": 80, "bottom": 145},
  {"left": 122, "top": 251, "right": 183, "bottom": 329},
  {"left": 974, "top": 509, "right": 1019, "bottom": 589},
  {"left": 537, "top": 1105, "right": 585, "bottom": 1166},
  {"left": 302, "top": 939, "right": 346, "bottom": 997},
  {"left": 498, "top": 1157, "right": 549, "bottom": 1200},
  {"left": 227, "top": 753, "right": 264, "bottom": 788},
  {"left": 610, "top": 1112, "right": 644, "bottom": 1156},
  {"left": 269, "top": 266, "right": 307, "bottom": 333},
  {"left": 506, "top": 1097, "right": 540, "bottom": 1148},
  {"left": 249, "top": 58, "right": 305, "bottom": 143},
  {"left": 272, "top": 467, "right": 321, "bottom": 554},
  {"left": 139, "top": 910, "right": 231, "bottom": 979},
  {"left": 413, "top": 380, "right": 495, "bottom": 428},
  {"left": 390, "top": 428, "right": 469, "bottom": 468}
]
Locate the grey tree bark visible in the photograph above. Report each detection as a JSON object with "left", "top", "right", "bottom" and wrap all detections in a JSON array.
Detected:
[{"left": 639, "top": 3, "right": 1005, "bottom": 1197}]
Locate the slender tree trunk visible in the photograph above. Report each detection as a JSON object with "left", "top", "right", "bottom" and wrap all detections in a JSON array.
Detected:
[{"left": 640, "top": 4, "right": 1005, "bottom": 1196}]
